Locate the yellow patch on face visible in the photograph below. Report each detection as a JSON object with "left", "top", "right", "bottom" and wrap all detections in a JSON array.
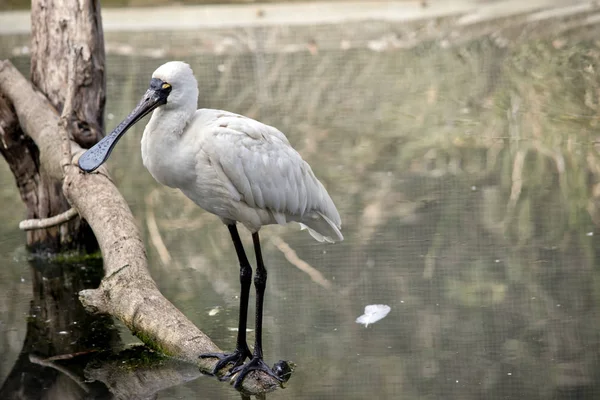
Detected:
[{"left": 162, "top": 83, "right": 171, "bottom": 89}]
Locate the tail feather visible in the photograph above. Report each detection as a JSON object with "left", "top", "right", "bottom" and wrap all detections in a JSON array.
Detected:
[{"left": 299, "top": 211, "right": 343, "bottom": 243}]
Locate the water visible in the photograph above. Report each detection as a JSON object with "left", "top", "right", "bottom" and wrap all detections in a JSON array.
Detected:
[{"left": 2, "top": 19, "right": 600, "bottom": 400}]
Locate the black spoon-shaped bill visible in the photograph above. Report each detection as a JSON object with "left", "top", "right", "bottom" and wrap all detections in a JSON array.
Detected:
[{"left": 78, "top": 84, "right": 168, "bottom": 173}]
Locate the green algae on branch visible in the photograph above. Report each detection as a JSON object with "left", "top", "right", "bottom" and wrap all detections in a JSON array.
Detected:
[
  {"left": 113, "top": 345, "right": 169, "bottom": 371},
  {"left": 128, "top": 328, "right": 174, "bottom": 358},
  {"left": 49, "top": 250, "right": 103, "bottom": 264}
]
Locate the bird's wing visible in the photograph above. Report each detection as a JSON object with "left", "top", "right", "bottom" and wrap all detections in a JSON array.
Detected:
[{"left": 202, "top": 112, "right": 341, "bottom": 227}]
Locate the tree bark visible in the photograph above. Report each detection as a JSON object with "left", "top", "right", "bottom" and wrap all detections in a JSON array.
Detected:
[
  {"left": 0, "top": 59, "right": 285, "bottom": 395},
  {"left": 0, "top": 94, "right": 41, "bottom": 245},
  {"left": 31, "top": 0, "right": 105, "bottom": 149}
]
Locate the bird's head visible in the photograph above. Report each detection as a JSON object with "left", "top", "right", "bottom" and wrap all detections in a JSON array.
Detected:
[
  {"left": 151, "top": 61, "right": 198, "bottom": 111},
  {"left": 77, "top": 61, "right": 198, "bottom": 173}
]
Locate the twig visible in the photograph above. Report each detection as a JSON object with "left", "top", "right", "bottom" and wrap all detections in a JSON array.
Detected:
[
  {"left": 270, "top": 235, "right": 332, "bottom": 289},
  {"left": 19, "top": 207, "right": 78, "bottom": 231}
]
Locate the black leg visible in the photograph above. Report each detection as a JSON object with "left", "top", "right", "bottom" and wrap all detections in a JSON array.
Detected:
[
  {"left": 230, "top": 224, "right": 253, "bottom": 354},
  {"left": 252, "top": 231, "right": 267, "bottom": 358},
  {"left": 230, "top": 232, "right": 283, "bottom": 388},
  {"left": 199, "top": 224, "right": 252, "bottom": 374}
]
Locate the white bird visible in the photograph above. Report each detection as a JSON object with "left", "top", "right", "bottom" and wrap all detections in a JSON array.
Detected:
[{"left": 78, "top": 61, "right": 343, "bottom": 387}]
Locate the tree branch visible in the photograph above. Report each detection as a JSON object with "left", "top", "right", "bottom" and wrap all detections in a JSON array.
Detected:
[{"left": 19, "top": 207, "right": 79, "bottom": 231}]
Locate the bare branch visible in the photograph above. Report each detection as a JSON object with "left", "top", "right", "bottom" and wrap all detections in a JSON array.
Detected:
[{"left": 19, "top": 207, "right": 79, "bottom": 231}]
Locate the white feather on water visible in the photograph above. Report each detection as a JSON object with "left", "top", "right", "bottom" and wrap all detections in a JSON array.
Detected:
[{"left": 355, "top": 304, "right": 391, "bottom": 327}]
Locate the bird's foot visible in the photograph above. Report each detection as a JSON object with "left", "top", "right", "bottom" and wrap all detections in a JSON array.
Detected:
[
  {"left": 229, "top": 356, "right": 284, "bottom": 389},
  {"left": 199, "top": 347, "right": 251, "bottom": 377}
]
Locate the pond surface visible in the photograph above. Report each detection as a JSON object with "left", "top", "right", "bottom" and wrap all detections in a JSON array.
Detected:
[{"left": 2, "top": 17, "right": 600, "bottom": 400}]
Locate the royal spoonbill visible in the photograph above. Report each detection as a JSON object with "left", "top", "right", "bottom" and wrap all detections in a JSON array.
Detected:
[{"left": 78, "top": 61, "right": 343, "bottom": 388}]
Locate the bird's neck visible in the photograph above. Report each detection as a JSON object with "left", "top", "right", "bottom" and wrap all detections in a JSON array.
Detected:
[
  {"left": 141, "top": 104, "right": 196, "bottom": 188},
  {"left": 147, "top": 105, "right": 195, "bottom": 138}
]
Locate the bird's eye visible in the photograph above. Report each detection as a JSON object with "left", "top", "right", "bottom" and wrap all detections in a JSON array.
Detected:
[{"left": 162, "top": 83, "right": 171, "bottom": 90}]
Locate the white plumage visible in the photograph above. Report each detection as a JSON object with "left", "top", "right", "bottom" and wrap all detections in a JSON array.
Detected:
[{"left": 142, "top": 61, "right": 343, "bottom": 242}]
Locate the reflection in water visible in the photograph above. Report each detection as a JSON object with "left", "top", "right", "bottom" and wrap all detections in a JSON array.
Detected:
[
  {"left": 2, "top": 12, "right": 600, "bottom": 400},
  {"left": 0, "top": 257, "right": 117, "bottom": 399}
]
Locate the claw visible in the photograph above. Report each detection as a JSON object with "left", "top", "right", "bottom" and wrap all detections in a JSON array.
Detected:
[
  {"left": 230, "top": 356, "right": 284, "bottom": 389},
  {"left": 200, "top": 348, "right": 251, "bottom": 376}
]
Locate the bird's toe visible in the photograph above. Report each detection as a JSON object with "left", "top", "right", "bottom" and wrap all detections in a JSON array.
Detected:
[
  {"left": 230, "top": 356, "right": 285, "bottom": 389},
  {"left": 199, "top": 348, "right": 251, "bottom": 376}
]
